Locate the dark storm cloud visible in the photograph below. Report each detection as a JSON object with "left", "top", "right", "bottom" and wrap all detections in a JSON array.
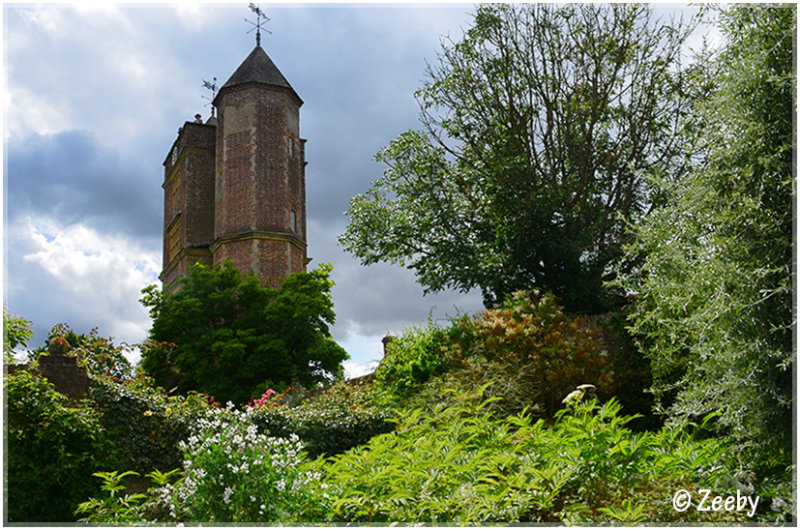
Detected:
[
  {"left": 271, "top": 7, "right": 473, "bottom": 224},
  {"left": 7, "top": 130, "right": 162, "bottom": 245},
  {"left": 4, "top": 4, "right": 482, "bottom": 371}
]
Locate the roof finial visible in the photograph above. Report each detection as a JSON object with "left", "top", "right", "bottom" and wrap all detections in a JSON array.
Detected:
[
  {"left": 246, "top": 4, "right": 271, "bottom": 47},
  {"left": 202, "top": 77, "right": 217, "bottom": 118}
]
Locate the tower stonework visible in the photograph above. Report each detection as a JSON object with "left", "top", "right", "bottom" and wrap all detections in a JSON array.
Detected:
[
  {"left": 160, "top": 121, "right": 216, "bottom": 288},
  {"left": 160, "top": 45, "right": 308, "bottom": 289}
]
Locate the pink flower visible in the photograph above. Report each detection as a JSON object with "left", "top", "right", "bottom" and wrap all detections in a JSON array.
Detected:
[{"left": 249, "top": 388, "right": 279, "bottom": 410}]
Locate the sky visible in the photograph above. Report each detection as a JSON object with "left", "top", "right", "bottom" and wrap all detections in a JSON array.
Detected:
[
  {"left": 3, "top": 2, "right": 489, "bottom": 377},
  {"left": 3, "top": 2, "right": 716, "bottom": 379}
]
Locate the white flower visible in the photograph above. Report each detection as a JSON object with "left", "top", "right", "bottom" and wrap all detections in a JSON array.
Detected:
[
  {"left": 223, "top": 486, "right": 234, "bottom": 504},
  {"left": 772, "top": 497, "right": 788, "bottom": 511}
]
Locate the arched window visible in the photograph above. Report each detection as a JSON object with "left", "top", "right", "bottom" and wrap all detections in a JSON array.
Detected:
[{"left": 290, "top": 210, "right": 297, "bottom": 232}]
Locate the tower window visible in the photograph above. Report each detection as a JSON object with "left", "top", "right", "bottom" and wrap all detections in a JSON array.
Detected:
[
  {"left": 288, "top": 136, "right": 294, "bottom": 157},
  {"left": 290, "top": 210, "right": 297, "bottom": 232}
]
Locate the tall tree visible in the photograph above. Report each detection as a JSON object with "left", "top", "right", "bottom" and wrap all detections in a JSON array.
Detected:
[
  {"left": 340, "top": 4, "right": 694, "bottom": 312},
  {"left": 618, "top": 5, "right": 795, "bottom": 469},
  {"left": 140, "top": 262, "right": 348, "bottom": 404}
]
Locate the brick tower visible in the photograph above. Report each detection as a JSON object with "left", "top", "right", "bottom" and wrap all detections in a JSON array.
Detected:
[
  {"left": 160, "top": 118, "right": 217, "bottom": 287},
  {"left": 160, "top": 45, "right": 308, "bottom": 289},
  {"left": 211, "top": 45, "right": 307, "bottom": 284}
]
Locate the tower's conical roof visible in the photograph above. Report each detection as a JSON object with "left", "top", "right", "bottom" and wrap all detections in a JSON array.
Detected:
[{"left": 214, "top": 46, "right": 302, "bottom": 105}]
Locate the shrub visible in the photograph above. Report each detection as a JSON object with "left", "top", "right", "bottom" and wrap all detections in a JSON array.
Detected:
[
  {"left": 77, "top": 405, "right": 328, "bottom": 523},
  {"left": 615, "top": 4, "right": 793, "bottom": 474},
  {"left": 72, "top": 388, "right": 792, "bottom": 524},
  {"left": 5, "top": 369, "right": 119, "bottom": 522},
  {"left": 373, "top": 322, "right": 450, "bottom": 399},
  {"left": 140, "top": 261, "right": 348, "bottom": 405},
  {"left": 75, "top": 470, "right": 177, "bottom": 524},
  {"left": 36, "top": 323, "right": 134, "bottom": 379},
  {"left": 3, "top": 308, "right": 32, "bottom": 362},
  {"left": 249, "top": 380, "right": 394, "bottom": 458},
  {"left": 88, "top": 374, "right": 210, "bottom": 475},
  {"left": 420, "top": 290, "right": 618, "bottom": 418},
  {"left": 312, "top": 392, "right": 773, "bottom": 523}
]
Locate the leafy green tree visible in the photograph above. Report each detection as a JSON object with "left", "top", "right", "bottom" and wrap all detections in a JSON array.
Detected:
[
  {"left": 4, "top": 307, "right": 33, "bottom": 363},
  {"left": 340, "top": 4, "right": 694, "bottom": 312},
  {"left": 140, "top": 261, "right": 348, "bottom": 404},
  {"left": 618, "top": 5, "right": 794, "bottom": 470}
]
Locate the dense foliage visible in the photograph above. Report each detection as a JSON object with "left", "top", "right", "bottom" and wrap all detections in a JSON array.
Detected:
[
  {"left": 5, "top": 369, "right": 119, "bottom": 522},
  {"left": 377, "top": 291, "right": 628, "bottom": 420},
  {"left": 444, "top": 291, "right": 617, "bottom": 417},
  {"left": 314, "top": 397, "right": 759, "bottom": 523},
  {"left": 140, "top": 261, "right": 348, "bottom": 404},
  {"left": 34, "top": 323, "right": 134, "bottom": 379},
  {"left": 78, "top": 405, "right": 327, "bottom": 523},
  {"left": 340, "top": 3, "right": 695, "bottom": 312},
  {"left": 3, "top": 308, "right": 32, "bottom": 363},
  {"left": 78, "top": 392, "right": 792, "bottom": 524},
  {"left": 250, "top": 381, "right": 394, "bottom": 458},
  {"left": 373, "top": 322, "right": 451, "bottom": 398},
  {"left": 89, "top": 375, "right": 210, "bottom": 475},
  {"left": 617, "top": 4, "right": 795, "bottom": 471}
]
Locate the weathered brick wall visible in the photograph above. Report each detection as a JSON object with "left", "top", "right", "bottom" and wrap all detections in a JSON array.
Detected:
[
  {"left": 215, "top": 86, "right": 301, "bottom": 235},
  {"left": 212, "top": 238, "right": 255, "bottom": 274},
  {"left": 161, "top": 52, "right": 309, "bottom": 290},
  {"left": 213, "top": 82, "right": 307, "bottom": 284},
  {"left": 36, "top": 353, "right": 89, "bottom": 401},
  {"left": 5, "top": 339, "right": 90, "bottom": 401},
  {"left": 212, "top": 236, "right": 304, "bottom": 286},
  {"left": 160, "top": 122, "right": 216, "bottom": 287},
  {"left": 182, "top": 140, "right": 216, "bottom": 249}
]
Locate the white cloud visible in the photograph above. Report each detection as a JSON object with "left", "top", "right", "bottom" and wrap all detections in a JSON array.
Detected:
[
  {"left": 173, "top": 3, "right": 213, "bottom": 31},
  {"left": 343, "top": 360, "right": 379, "bottom": 380},
  {"left": 4, "top": 4, "right": 198, "bottom": 150},
  {"left": 16, "top": 216, "right": 160, "bottom": 346},
  {"left": 3, "top": 85, "right": 73, "bottom": 140},
  {"left": 14, "top": 5, "right": 64, "bottom": 34}
]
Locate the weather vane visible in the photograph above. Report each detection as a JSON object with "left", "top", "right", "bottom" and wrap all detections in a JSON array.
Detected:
[
  {"left": 245, "top": 4, "right": 271, "bottom": 47},
  {"left": 202, "top": 77, "right": 217, "bottom": 118}
]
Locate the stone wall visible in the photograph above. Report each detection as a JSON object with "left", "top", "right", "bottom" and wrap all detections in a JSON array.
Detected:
[
  {"left": 36, "top": 352, "right": 89, "bottom": 401},
  {"left": 4, "top": 338, "right": 89, "bottom": 401}
]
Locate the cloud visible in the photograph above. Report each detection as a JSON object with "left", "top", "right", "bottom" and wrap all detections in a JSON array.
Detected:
[
  {"left": 6, "top": 130, "right": 162, "bottom": 244},
  {"left": 5, "top": 216, "right": 160, "bottom": 350},
  {"left": 308, "top": 218, "right": 484, "bottom": 342},
  {"left": 343, "top": 360, "right": 380, "bottom": 381},
  {"left": 273, "top": 6, "right": 474, "bottom": 224},
  {"left": 4, "top": 4, "right": 483, "bottom": 374}
]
